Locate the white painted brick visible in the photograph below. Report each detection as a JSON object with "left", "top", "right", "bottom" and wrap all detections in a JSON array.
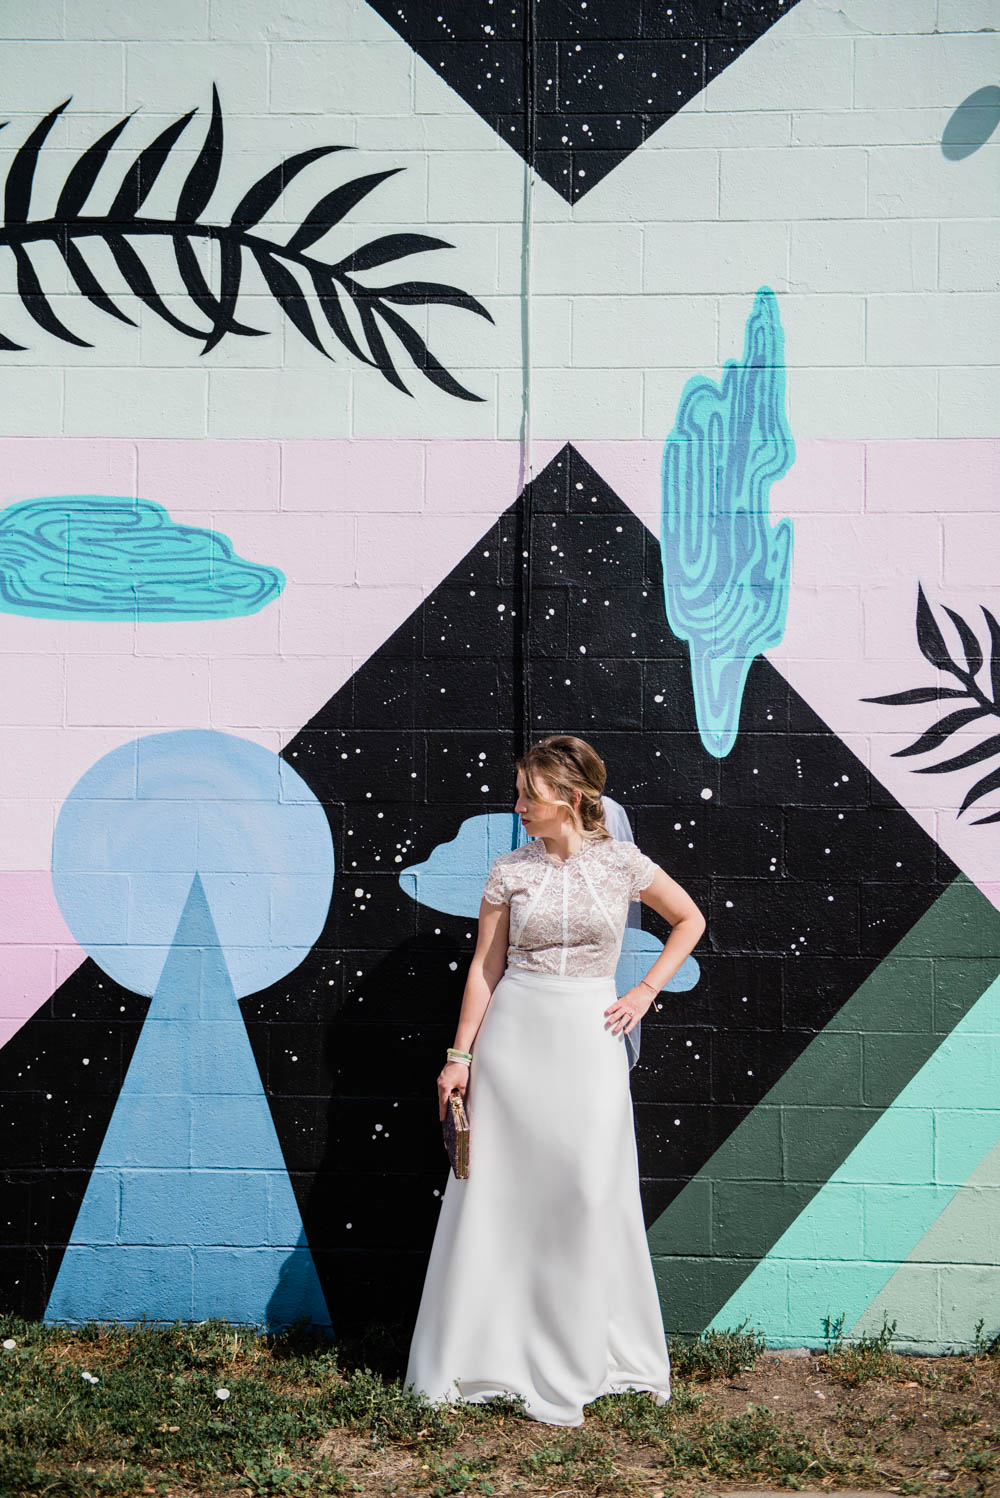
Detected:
[
  {"left": 125, "top": 42, "right": 267, "bottom": 113},
  {"left": 572, "top": 295, "right": 716, "bottom": 370},
  {"left": 790, "top": 220, "right": 938, "bottom": 292},
  {"left": 791, "top": 107, "right": 949, "bottom": 147},
  {"left": 938, "top": 367, "right": 1000, "bottom": 437},
  {"left": 720, "top": 292, "right": 864, "bottom": 367},
  {"left": 857, "top": 34, "right": 1000, "bottom": 109},
  {"left": 936, "top": 0, "right": 1000, "bottom": 29},
  {"left": 938, "top": 221, "right": 1000, "bottom": 291},
  {"left": 68, "top": 0, "right": 209, "bottom": 39},
  {"left": 705, "top": 40, "right": 854, "bottom": 112},
  {"left": 643, "top": 369, "right": 711, "bottom": 437},
  {"left": 720, "top": 147, "right": 868, "bottom": 221},
  {"left": 786, "top": 367, "right": 940, "bottom": 439},
  {"left": 0, "top": 368, "right": 63, "bottom": 436},
  {"left": 207, "top": 368, "right": 352, "bottom": 437},
  {"left": 0, "top": 0, "right": 62, "bottom": 38},
  {"left": 645, "top": 110, "right": 790, "bottom": 149},
  {"left": 530, "top": 369, "right": 644, "bottom": 440},
  {"left": 413, "top": 52, "right": 482, "bottom": 116},
  {"left": 270, "top": 41, "right": 413, "bottom": 115},
  {"left": 867, "top": 292, "right": 1000, "bottom": 365},
  {"left": 644, "top": 221, "right": 789, "bottom": 295},
  {"left": 427, "top": 152, "right": 526, "bottom": 222},
  {"left": 868, "top": 145, "right": 1000, "bottom": 220},
  {"left": 65, "top": 369, "right": 207, "bottom": 437},
  {"left": 527, "top": 296, "right": 572, "bottom": 371},
  {"left": 209, "top": 0, "right": 387, "bottom": 42},
  {"left": 363, "top": 113, "right": 510, "bottom": 153},
  {"left": 570, "top": 148, "right": 719, "bottom": 225},
  {"left": 351, "top": 368, "right": 499, "bottom": 438},
  {"left": 0, "top": 43, "right": 124, "bottom": 110},
  {"left": 780, "top": 0, "right": 936, "bottom": 35},
  {"left": 531, "top": 224, "right": 643, "bottom": 296}
]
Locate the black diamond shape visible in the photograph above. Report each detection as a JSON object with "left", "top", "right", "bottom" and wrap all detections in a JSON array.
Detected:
[{"left": 365, "top": 0, "right": 802, "bottom": 201}]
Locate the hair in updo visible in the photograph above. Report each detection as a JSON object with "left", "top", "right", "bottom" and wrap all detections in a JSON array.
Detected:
[{"left": 516, "top": 735, "right": 611, "bottom": 843}]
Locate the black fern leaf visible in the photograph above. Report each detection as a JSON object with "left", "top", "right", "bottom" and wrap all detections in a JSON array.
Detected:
[
  {"left": 864, "top": 585, "right": 1000, "bottom": 827},
  {"left": 339, "top": 233, "right": 453, "bottom": 273},
  {"left": 959, "top": 764, "right": 1000, "bottom": 820},
  {"left": 5, "top": 100, "right": 69, "bottom": 224},
  {"left": 984, "top": 608, "right": 1000, "bottom": 706},
  {"left": 57, "top": 233, "right": 136, "bottom": 326},
  {"left": 0, "top": 95, "right": 489, "bottom": 399},
  {"left": 912, "top": 733, "right": 1000, "bottom": 776},
  {"left": 12, "top": 243, "right": 89, "bottom": 346},
  {"left": 55, "top": 114, "right": 135, "bottom": 219},
  {"left": 943, "top": 604, "right": 983, "bottom": 677},
  {"left": 862, "top": 686, "right": 972, "bottom": 707},
  {"left": 892, "top": 705, "right": 990, "bottom": 758},
  {"left": 287, "top": 169, "right": 402, "bottom": 255},
  {"left": 915, "top": 583, "right": 963, "bottom": 676},
  {"left": 176, "top": 84, "right": 223, "bottom": 223},
  {"left": 107, "top": 110, "right": 196, "bottom": 222}
]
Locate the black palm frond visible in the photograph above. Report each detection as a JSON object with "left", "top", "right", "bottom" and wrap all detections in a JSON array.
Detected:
[
  {"left": 863, "top": 584, "right": 1000, "bottom": 825},
  {"left": 0, "top": 90, "right": 492, "bottom": 400}
]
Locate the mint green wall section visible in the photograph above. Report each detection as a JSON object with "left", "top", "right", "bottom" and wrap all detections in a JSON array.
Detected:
[
  {"left": 649, "top": 877, "right": 1000, "bottom": 1337},
  {"left": 706, "top": 967, "right": 1000, "bottom": 1350},
  {"left": 850, "top": 1137, "right": 1000, "bottom": 1353}
]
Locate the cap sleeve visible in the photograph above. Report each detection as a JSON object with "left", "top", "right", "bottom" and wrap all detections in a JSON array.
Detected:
[
  {"left": 627, "top": 845, "right": 659, "bottom": 901},
  {"left": 482, "top": 856, "right": 508, "bottom": 906}
]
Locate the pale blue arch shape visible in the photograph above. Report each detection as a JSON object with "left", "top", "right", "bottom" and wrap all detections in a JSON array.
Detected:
[
  {"left": 45, "top": 876, "right": 331, "bottom": 1330},
  {"left": 398, "top": 805, "right": 700, "bottom": 1067},
  {"left": 708, "top": 970, "right": 1000, "bottom": 1349},
  {"left": 661, "top": 286, "right": 795, "bottom": 758},
  {"left": 0, "top": 494, "right": 284, "bottom": 619},
  {"left": 53, "top": 730, "right": 333, "bottom": 997}
]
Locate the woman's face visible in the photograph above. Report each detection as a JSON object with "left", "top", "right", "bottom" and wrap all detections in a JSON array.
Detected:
[{"left": 514, "top": 768, "right": 576, "bottom": 837}]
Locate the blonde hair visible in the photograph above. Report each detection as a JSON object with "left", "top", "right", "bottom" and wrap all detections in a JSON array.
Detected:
[{"left": 516, "top": 735, "right": 611, "bottom": 842}]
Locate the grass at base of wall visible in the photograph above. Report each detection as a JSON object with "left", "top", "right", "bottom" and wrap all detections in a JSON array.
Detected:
[{"left": 0, "top": 1316, "right": 997, "bottom": 1497}]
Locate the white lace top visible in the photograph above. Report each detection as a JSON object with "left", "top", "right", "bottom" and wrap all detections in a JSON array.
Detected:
[{"left": 482, "top": 836, "right": 660, "bottom": 978}]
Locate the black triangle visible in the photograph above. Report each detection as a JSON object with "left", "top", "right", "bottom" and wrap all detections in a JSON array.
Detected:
[{"left": 365, "top": 0, "right": 803, "bottom": 201}]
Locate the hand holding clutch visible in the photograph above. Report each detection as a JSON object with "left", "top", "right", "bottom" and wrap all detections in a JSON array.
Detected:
[{"left": 442, "top": 1088, "right": 470, "bottom": 1179}]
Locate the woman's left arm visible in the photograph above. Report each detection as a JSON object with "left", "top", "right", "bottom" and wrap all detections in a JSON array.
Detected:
[{"left": 605, "top": 868, "right": 707, "bottom": 1036}]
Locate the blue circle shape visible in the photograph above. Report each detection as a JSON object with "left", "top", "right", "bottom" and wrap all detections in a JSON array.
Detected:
[{"left": 53, "top": 730, "right": 334, "bottom": 998}]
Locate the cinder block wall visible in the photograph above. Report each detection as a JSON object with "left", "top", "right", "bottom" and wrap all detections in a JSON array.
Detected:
[{"left": 0, "top": 0, "right": 998, "bottom": 1352}]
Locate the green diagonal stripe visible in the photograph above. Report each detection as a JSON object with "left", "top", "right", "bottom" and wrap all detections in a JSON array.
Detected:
[{"left": 649, "top": 874, "right": 1000, "bottom": 1335}]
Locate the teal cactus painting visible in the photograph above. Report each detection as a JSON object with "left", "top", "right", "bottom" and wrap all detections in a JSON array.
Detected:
[{"left": 660, "top": 286, "right": 795, "bottom": 758}]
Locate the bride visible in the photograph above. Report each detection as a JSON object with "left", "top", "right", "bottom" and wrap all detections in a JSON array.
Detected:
[{"left": 405, "top": 734, "right": 706, "bottom": 1426}]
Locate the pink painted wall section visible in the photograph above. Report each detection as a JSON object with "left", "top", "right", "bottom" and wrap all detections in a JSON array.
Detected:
[
  {"left": 0, "top": 873, "right": 84, "bottom": 1049},
  {"left": 0, "top": 439, "right": 525, "bottom": 878}
]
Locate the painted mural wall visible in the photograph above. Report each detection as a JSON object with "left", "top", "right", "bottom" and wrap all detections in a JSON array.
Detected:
[{"left": 0, "top": 0, "right": 998, "bottom": 1355}]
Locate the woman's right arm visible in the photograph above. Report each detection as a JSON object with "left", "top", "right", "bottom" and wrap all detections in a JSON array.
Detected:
[{"left": 436, "top": 896, "right": 509, "bottom": 1119}]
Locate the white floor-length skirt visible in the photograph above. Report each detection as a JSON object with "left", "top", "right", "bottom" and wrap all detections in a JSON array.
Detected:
[{"left": 405, "top": 968, "right": 671, "bottom": 1427}]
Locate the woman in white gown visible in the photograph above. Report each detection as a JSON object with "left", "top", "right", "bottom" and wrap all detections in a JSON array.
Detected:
[{"left": 405, "top": 735, "right": 706, "bottom": 1427}]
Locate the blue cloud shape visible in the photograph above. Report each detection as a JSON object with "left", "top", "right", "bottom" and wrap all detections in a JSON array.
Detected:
[
  {"left": 0, "top": 495, "right": 284, "bottom": 620},
  {"left": 399, "top": 812, "right": 700, "bottom": 997}
]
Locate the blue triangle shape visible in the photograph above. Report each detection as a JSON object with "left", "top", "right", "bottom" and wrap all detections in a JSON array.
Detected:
[{"left": 45, "top": 875, "right": 331, "bottom": 1330}]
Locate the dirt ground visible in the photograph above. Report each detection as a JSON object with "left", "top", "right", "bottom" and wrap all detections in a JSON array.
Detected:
[{"left": 307, "top": 1348, "right": 1000, "bottom": 1498}]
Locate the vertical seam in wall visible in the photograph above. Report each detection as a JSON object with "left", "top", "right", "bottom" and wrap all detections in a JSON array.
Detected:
[{"left": 514, "top": 0, "right": 536, "bottom": 757}]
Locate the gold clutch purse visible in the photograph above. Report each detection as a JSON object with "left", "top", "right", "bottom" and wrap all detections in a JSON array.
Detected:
[{"left": 442, "top": 1088, "right": 470, "bottom": 1179}]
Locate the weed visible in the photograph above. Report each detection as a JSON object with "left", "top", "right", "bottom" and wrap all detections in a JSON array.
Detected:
[
  {"left": 519, "top": 1429, "right": 630, "bottom": 1492},
  {"left": 825, "top": 1312, "right": 903, "bottom": 1385},
  {"left": 667, "top": 1322, "right": 766, "bottom": 1381},
  {"left": 971, "top": 1317, "right": 1000, "bottom": 1358},
  {"left": 421, "top": 1453, "right": 496, "bottom": 1495}
]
